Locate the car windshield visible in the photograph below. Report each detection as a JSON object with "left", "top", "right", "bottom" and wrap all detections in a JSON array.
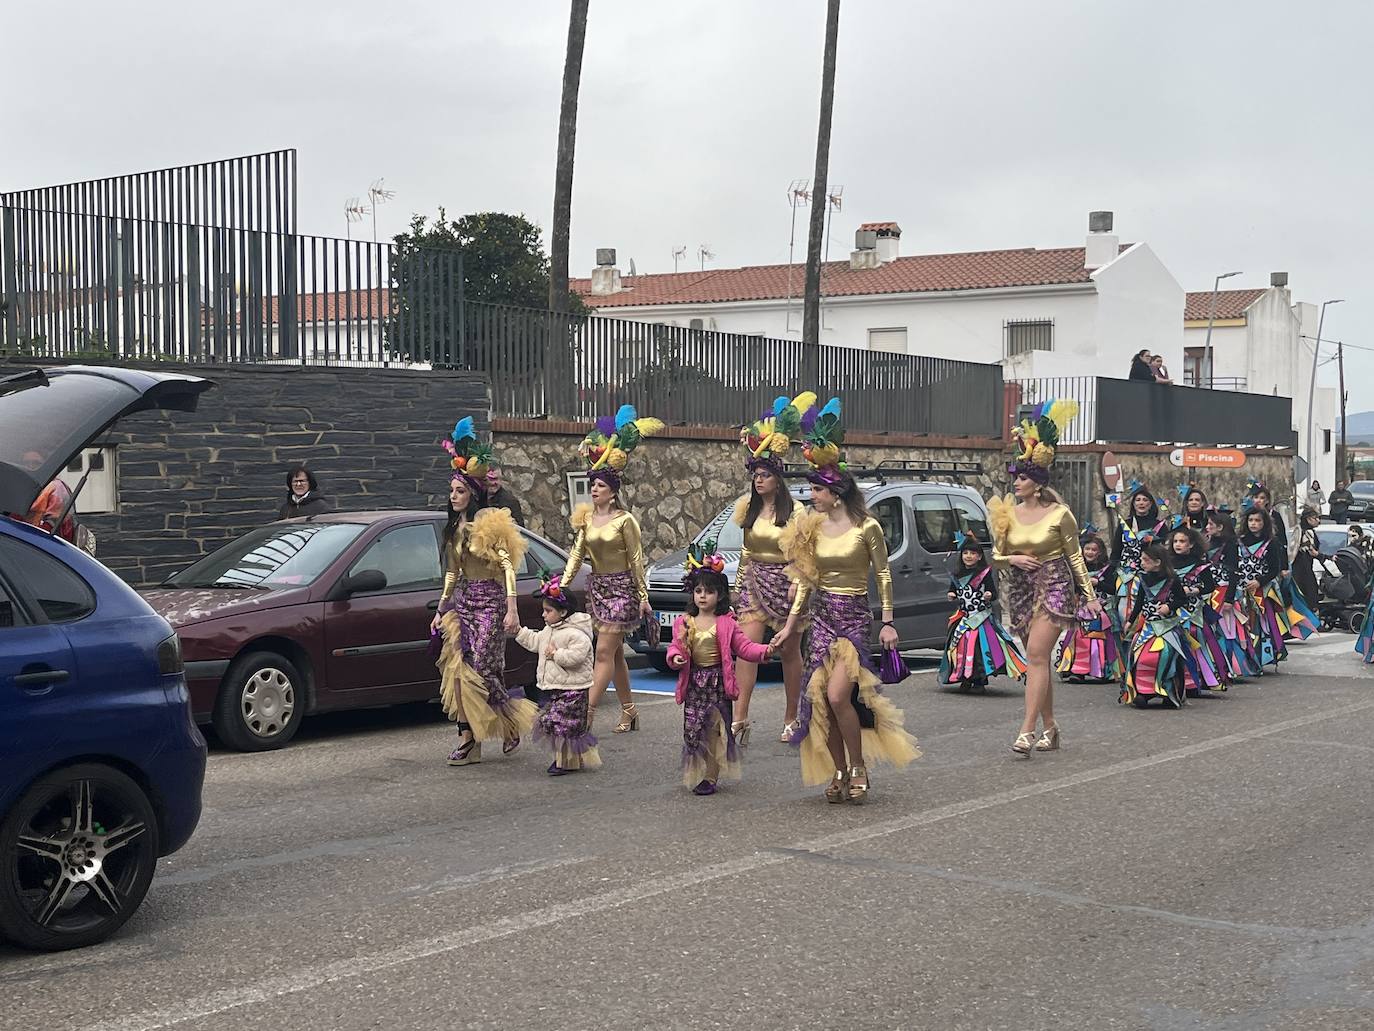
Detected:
[
  {"left": 1349, "top": 482, "right": 1374, "bottom": 497},
  {"left": 694, "top": 489, "right": 812, "bottom": 551},
  {"left": 164, "top": 522, "right": 366, "bottom": 589},
  {"left": 1317, "top": 529, "right": 1350, "bottom": 554}
]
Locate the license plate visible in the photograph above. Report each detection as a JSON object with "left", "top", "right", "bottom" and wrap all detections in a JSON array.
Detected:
[{"left": 656, "top": 610, "right": 678, "bottom": 629}]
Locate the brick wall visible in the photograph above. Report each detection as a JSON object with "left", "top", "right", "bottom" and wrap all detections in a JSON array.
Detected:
[{"left": 10, "top": 361, "right": 489, "bottom": 586}]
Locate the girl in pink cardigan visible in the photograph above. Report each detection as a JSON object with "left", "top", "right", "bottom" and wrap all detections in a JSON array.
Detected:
[{"left": 667, "top": 547, "right": 774, "bottom": 795}]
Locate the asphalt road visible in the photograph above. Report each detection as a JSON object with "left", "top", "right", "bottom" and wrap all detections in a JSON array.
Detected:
[{"left": 4, "top": 636, "right": 1374, "bottom": 1031}]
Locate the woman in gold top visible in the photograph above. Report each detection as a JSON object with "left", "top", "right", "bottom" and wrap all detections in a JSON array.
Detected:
[
  {"left": 732, "top": 391, "right": 816, "bottom": 745},
  {"left": 430, "top": 418, "right": 538, "bottom": 766},
  {"left": 563, "top": 406, "right": 663, "bottom": 733},
  {"left": 773, "top": 398, "right": 920, "bottom": 804},
  {"left": 990, "top": 400, "right": 1104, "bottom": 757}
]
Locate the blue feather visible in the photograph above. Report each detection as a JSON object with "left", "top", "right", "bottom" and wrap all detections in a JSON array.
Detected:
[
  {"left": 772, "top": 395, "right": 790, "bottom": 417},
  {"left": 820, "top": 397, "right": 841, "bottom": 419},
  {"left": 614, "top": 404, "right": 637, "bottom": 430},
  {"left": 451, "top": 417, "right": 475, "bottom": 441}
]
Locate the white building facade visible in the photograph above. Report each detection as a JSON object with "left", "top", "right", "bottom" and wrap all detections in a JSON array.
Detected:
[
  {"left": 572, "top": 213, "right": 1185, "bottom": 383},
  {"left": 1183, "top": 280, "right": 1338, "bottom": 493}
]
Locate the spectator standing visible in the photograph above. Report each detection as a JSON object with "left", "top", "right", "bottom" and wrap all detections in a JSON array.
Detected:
[
  {"left": 1329, "top": 481, "right": 1353, "bottom": 523},
  {"left": 1128, "top": 351, "right": 1155, "bottom": 381},
  {"left": 485, "top": 465, "right": 525, "bottom": 526},
  {"left": 278, "top": 466, "right": 332, "bottom": 520},
  {"left": 1306, "top": 480, "right": 1326, "bottom": 513},
  {"left": 1150, "top": 355, "right": 1173, "bottom": 385}
]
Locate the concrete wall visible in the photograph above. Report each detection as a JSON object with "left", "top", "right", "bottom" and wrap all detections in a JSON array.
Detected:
[
  {"left": 8, "top": 360, "right": 489, "bottom": 586},
  {"left": 1086, "top": 243, "right": 1185, "bottom": 383}
]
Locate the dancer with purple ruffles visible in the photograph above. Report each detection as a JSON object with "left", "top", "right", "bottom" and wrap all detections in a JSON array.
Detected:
[
  {"left": 666, "top": 543, "right": 773, "bottom": 795},
  {"left": 513, "top": 572, "right": 600, "bottom": 776},
  {"left": 772, "top": 397, "right": 921, "bottom": 804},
  {"left": 431, "top": 417, "right": 538, "bottom": 767},
  {"left": 562, "top": 406, "right": 664, "bottom": 734},
  {"left": 989, "top": 399, "right": 1104, "bottom": 757},
  {"left": 731, "top": 391, "right": 816, "bottom": 746}
]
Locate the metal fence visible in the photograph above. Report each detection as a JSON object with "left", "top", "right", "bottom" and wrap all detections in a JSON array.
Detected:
[
  {"left": 455, "top": 301, "right": 1004, "bottom": 436},
  {"left": 1008, "top": 375, "right": 1295, "bottom": 447}
]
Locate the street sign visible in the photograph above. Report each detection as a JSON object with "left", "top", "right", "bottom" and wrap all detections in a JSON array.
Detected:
[
  {"left": 1168, "top": 447, "right": 1247, "bottom": 469},
  {"left": 1295, "top": 456, "right": 1309, "bottom": 483},
  {"left": 1101, "top": 451, "right": 1124, "bottom": 490}
]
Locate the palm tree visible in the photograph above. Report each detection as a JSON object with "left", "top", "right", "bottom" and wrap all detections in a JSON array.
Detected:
[
  {"left": 549, "top": 0, "right": 590, "bottom": 314},
  {"left": 802, "top": 0, "right": 841, "bottom": 380}
]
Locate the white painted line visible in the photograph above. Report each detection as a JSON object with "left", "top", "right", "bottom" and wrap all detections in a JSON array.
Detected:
[{"left": 100, "top": 695, "right": 1374, "bottom": 1031}]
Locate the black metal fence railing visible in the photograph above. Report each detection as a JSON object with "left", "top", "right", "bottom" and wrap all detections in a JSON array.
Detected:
[
  {"left": 1007, "top": 375, "right": 1295, "bottom": 448},
  {"left": 454, "top": 301, "right": 1004, "bottom": 437}
]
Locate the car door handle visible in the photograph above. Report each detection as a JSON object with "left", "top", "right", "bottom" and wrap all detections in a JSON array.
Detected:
[
  {"left": 15, "top": 669, "right": 70, "bottom": 686},
  {"left": 426, "top": 600, "right": 441, "bottom": 611}
]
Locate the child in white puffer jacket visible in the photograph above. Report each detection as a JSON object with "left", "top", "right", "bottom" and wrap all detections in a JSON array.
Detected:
[{"left": 513, "top": 575, "right": 600, "bottom": 775}]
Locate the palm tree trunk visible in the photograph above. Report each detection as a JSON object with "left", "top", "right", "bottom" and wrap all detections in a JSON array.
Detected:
[
  {"left": 802, "top": 0, "right": 841, "bottom": 381},
  {"left": 549, "top": 0, "right": 590, "bottom": 314}
]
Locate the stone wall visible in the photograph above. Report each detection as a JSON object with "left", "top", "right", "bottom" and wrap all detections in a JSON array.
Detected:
[{"left": 7, "top": 360, "right": 488, "bottom": 585}]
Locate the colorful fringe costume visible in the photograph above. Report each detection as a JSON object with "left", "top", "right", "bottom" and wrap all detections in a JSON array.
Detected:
[
  {"left": 1174, "top": 557, "right": 1227, "bottom": 694},
  {"left": 940, "top": 566, "right": 1027, "bottom": 687},
  {"left": 1057, "top": 563, "right": 1123, "bottom": 682},
  {"left": 1111, "top": 488, "right": 1170, "bottom": 630},
  {"left": 1122, "top": 572, "right": 1199, "bottom": 709},
  {"left": 1238, "top": 536, "right": 1288, "bottom": 670},
  {"left": 1205, "top": 538, "right": 1260, "bottom": 678},
  {"left": 1357, "top": 591, "right": 1374, "bottom": 664}
]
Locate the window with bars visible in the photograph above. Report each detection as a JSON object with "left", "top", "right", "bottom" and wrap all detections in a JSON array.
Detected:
[{"left": 1004, "top": 319, "right": 1054, "bottom": 357}]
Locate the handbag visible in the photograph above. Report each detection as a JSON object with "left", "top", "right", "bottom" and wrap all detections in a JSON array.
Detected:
[{"left": 878, "top": 645, "right": 907, "bottom": 685}]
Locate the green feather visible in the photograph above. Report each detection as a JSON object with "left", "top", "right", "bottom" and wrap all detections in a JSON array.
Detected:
[
  {"left": 775, "top": 404, "right": 802, "bottom": 436},
  {"left": 617, "top": 422, "right": 642, "bottom": 450}
]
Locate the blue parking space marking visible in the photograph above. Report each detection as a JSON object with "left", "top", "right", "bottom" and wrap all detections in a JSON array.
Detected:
[{"left": 628, "top": 667, "right": 785, "bottom": 696}]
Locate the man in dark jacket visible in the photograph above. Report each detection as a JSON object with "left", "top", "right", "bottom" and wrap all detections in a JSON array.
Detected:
[
  {"left": 1329, "top": 480, "right": 1353, "bottom": 523},
  {"left": 485, "top": 466, "right": 525, "bottom": 526}
]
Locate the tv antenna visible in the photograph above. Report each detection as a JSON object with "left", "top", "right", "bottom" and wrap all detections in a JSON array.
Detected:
[
  {"left": 672, "top": 246, "right": 688, "bottom": 273},
  {"left": 344, "top": 197, "right": 369, "bottom": 239},
  {"left": 785, "top": 178, "right": 811, "bottom": 334},
  {"left": 823, "top": 185, "right": 844, "bottom": 263},
  {"left": 367, "top": 178, "right": 396, "bottom": 243},
  {"left": 697, "top": 244, "right": 715, "bottom": 271}
]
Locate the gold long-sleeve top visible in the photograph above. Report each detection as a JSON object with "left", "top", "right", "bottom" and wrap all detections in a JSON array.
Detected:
[
  {"left": 687, "top": 620, "right": 721, "bottom": 666},
  {"left": 561, "top": 510, "right": 649, "bottom": 604},
  {"left": 790, "top": 517, "right": 893, "bottom": 614},
  {"left": 440, "top": 527, "right": 517, "bottom": 601},
  {"left": 739, "top": 504, "right": 794, "bottom": 567},
  {"left": 991, "top": 502, "right": 1096, "bottom": 601}
]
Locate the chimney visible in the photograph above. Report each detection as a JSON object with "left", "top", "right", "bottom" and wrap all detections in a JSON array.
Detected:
[
  {"left": 850, "top": 222, "right": 900, "bottom": 270},
  {"left": 590, "top": 247, "right": 621, "bottom": 296},
  {"left": 1271, "top": 271, "right": 1288, "bottom": 288},
  {"left": 1083, "top": 210, "right": 1118, "bottom": 269}
]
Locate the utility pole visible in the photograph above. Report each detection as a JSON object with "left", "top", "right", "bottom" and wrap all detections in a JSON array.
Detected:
[
  {"left": 1339, "top": 340, "right": 1348, "bottom": 480},
  {"left": 1307, "top": 298, "right": 1343, "bottom": 487},
  {"left": 802, "top": 0, "right": 841, "bottom": 385}
]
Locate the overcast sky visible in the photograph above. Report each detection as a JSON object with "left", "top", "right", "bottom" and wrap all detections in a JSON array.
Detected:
[{"left": 5, "top": 0, "right": 1372, "bottom": 414}]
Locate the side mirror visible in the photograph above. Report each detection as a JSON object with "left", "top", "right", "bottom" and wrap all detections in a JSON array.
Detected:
[{"left": 341, "top": 568, "right": 387, "bottom": 596}]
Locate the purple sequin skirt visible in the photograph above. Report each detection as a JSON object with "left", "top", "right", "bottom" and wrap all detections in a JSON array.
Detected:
[
  {"left": 735, "top": 560, "right": 795, "bottom": 630},
  {"left": 681, "top": 664, "right": 740, "bottom": 787},
  {"left": 458, "top": 578, "right": 513, "bottom": 708},
  {"left": 1005, "top": 557, "right": 1077, "bottom": 641},
  {"left": 792, "top": 591, "right": 879, "bottom": 742},
  {"left": 589, "top": 571, "right": 640, "bottom": 634},
  {"left": 535, "top": 690, "right": 601, "bottom": 770}
]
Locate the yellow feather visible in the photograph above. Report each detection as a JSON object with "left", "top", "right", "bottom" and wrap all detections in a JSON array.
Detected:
[
  {"left": 633, "top": 417, "right": 665, "bottom": 438},
  {"left": 731, "top": 495, "right": 751, "bottom": 527},
  {"left": 987, "top": 493, "right": 1015, "bottom": 548},
  {"left": 570, "top": 503, "right": 592, "bottom": 532},
  {"left": 780, "top": 509, "right": 824, "bottom": 589},
  {"left": 790, "top": 390, "right": 818, "bottom": 415},
  {"left": 1046, "top": 399, "right": 1080, "bottom": 431},
  {"left": 469, "top": 507, "right": 527, "bottom": 569}
]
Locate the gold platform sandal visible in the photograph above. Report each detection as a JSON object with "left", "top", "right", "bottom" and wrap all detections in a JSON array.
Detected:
[
  {"left": 730, "top": 719, "right": 752, "bottom": 748},
  {"left": 614, "top": 702, "right": 639, "bottom": 733},
  {"left": 847, "top": 765, "right": 870, "bottom": 805},
  {"left": 824, "top": 769, "right": 850, "bottom": 804}
]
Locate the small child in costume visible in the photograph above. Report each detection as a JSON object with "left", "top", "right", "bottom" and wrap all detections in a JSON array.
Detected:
[
  {"left": 1056, "top": 529, "right": 1123, "bottom": 684},
  {"left": 512, "top": 573, "right": 600, "bottom": 776},
  {"left": 939, "top": 533, "right": 1026, "bottom": 691},
  {"left": 666, "top": 543, "right": 773, "bottom": 796},
  {"left": 1168, "top": 526, "right": 1226, "bottom": 697},
  {"left": 1122, "top": 541, "right": 1199, "bottom": 709}
]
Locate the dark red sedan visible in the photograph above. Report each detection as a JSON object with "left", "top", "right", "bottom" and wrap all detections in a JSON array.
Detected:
[{"left": 140, "top": 511, "right": 584, "bottom": 751}]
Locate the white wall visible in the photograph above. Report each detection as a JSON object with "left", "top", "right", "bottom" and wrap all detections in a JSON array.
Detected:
[
  {"left": 1182, "top": 321, "right": 1250, "bottom": 383},
  {"left": 1086, "top": 243, "right": 1185, "bottom": 380}
]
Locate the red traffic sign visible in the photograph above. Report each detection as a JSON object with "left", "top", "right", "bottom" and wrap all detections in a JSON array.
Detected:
[{"left": 1101, "top": 451, "right": 1124, "bottom": 491}]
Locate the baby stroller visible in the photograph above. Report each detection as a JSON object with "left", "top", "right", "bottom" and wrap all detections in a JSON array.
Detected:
[{"left": 1318, "top": 545, "right": 1371, "bottom": 633}]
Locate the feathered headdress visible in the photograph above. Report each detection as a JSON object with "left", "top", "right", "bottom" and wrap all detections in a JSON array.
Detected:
[
  {"left": 953, "top": 530, "right": 980, "bottom": 551},
  {"left": 741, "top": 391, "right": 818, "bottom": 475},
  {"left": 442, "top": 416, "right": 495, "bottom": 497},
  {"left": 577, "top": 405, "right": 665, "bottom": 491},
  {"left": 683, "top": 538, "right": 727, "bottom": 590},
  {"left": 535, "top": 568, "right": 571, "bottom": 606},
  {"left": 1009, "top": 398, "right": 1079, "bottom": 485},
  {"left": 801, "top": 396, "right": 848, "bottom": 488}
]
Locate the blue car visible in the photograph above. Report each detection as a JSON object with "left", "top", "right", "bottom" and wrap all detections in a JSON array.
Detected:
[{"left": 0, "top": 366, "right": 212, "bottom": 951}]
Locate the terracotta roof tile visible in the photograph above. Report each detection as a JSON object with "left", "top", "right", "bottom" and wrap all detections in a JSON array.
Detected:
[
  {"left": 1183, "top": 288, "right": 1266, "bottom": 321},
  {"left": 858, "top": 221, "right": 901, "bottom": 233},
  {"left": 572, "top": 245, "right": 1126, "bottom": 309}
]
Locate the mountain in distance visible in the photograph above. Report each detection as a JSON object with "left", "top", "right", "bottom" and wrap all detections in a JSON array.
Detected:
[{"left": 1340, "top": 411, "right": 1374, "bottom": 443}]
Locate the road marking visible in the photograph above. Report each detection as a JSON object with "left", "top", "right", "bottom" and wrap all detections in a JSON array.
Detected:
[{"left": 100, "top": 695, "right": 1374, "bottom": 1031}]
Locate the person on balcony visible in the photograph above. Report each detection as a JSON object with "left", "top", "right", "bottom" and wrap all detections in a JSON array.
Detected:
[
  {"left": 1150, "top": 355, "right": 1173, "bottom": 385},
  {"left": 1128, "top": 351, "right": 1155, "bottom": 381}
]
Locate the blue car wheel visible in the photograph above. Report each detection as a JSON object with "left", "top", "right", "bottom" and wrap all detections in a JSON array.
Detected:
[{"left": 0, "top": 764, "right": 161, "bottom": 952}]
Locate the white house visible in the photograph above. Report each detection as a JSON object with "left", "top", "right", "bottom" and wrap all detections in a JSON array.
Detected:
[
  {"left": 1183, "top": 277, "right": 1338, "bottom": 492},
  {"left": 571, "top": 212, "right": 1185, "bottom": 382}
]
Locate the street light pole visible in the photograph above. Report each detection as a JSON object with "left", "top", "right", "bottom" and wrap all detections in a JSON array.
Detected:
[
  {"left": 1306, "top": 298, "right": 1344, "bottom": 485},
  {"left": 1202, "top": 269, "right": 1242, "bottom": 389}
]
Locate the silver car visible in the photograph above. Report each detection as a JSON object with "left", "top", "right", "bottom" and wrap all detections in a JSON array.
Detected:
[{"left": 633, "top": 473, "right": 991, "bottom": 672}]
